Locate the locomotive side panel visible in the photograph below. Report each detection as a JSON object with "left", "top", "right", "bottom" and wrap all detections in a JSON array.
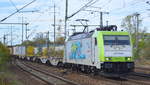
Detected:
[{"left": 65, "top": 38, "right": 96, "bottom": 66}]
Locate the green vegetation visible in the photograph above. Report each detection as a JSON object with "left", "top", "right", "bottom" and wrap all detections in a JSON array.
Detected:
[
  {"left": 121, "top": 14, "right": 143, "bottom": 58},
  {"left": 0, "top": 42, "right": 22, "bottom": 85},
  {"left": 0, "top": 42, "right": 10, "bottom": 66},
  {"left": 55, "top": 37, "right": 65, "bottom": 45},
  {"left": 139, "top": 40, "right": 150, "bottom": 59},
  {"left": 0, "top": 64, "right": 23, "bottom": 85},
  {"left": 21, "top": 37, "right": 65, "bottom": 46},
  {"left": 135, "top": 40, "right": 150, "bottom": 65},
  {"left": 121, "top": 13, "right": 150, "bottom": 64}
]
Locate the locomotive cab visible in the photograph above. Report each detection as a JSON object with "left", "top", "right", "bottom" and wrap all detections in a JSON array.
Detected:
[{"left": 101, "top": 34, "right": 134, "bottom": 75}]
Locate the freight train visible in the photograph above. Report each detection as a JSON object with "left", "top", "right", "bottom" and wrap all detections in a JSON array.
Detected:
[{"left": 10, "top": 25, "right": 134, "bottom": 77}]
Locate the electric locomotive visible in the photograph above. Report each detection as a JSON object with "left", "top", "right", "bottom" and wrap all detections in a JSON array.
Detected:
[{"left": 64, "top": 25, "right": 134, "bottom": 76}]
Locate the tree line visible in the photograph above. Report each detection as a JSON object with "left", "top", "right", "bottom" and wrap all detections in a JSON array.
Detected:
[{"left": 121, "top": 13, "right": 150, "bottom": 60}]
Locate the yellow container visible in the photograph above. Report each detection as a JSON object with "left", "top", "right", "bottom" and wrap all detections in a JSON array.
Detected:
[{"left": 27, "top": 46, "right": 34, "bottom": 56}]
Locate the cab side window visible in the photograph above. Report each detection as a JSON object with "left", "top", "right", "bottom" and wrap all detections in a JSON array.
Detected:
[{"left": 95, "top": 38, "right": 97, "bottom": 45}]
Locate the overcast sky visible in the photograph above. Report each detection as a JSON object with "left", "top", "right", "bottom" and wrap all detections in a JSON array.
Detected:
[{"left": 0, "top": 0, "right": 150, "bottom": 45}]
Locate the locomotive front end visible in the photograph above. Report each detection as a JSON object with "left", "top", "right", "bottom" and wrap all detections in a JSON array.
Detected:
[{"left": 98, "top": 32, "right": 134, "bottom": 76}]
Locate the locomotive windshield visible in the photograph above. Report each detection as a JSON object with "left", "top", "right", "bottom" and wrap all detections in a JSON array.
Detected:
[{"left": 104, "top": 35, "right": 130, "bottom": 45}]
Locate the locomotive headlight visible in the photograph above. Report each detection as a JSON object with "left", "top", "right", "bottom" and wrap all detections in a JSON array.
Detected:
[
  {"left": 106, "top": 58, "right": 109, "bottom": 60},
  {"left": 106, "top": 58, "right": 111, "bottom": 61},
  {"left": 127, "top": 57, "right": 131, "bottom": 61}
]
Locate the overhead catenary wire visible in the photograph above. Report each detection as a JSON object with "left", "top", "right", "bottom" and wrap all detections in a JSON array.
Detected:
[
  {"left": 67, "top": 0, "right": 99, "bottom": 19},
  {"left": 0, "top": 0, "right": 36, "bottom": 22}
]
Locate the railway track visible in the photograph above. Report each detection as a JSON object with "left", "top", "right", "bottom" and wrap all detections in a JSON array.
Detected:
[
  {"left": 136, "top": 67, "right": 150, "bottom": 70},
  {"left": 120, "top": 72, "right": 150, "bottom": 85},
  {"left": 16, "top": 60, "right": 80, "bottom": 85},
  {"left": 22, "top": 60, "right": 150, "bottom": 85},
  {"left": 131, "top": 72, "right": 150, "bottom": 78},
  {"left": 21, "top": 60, "right": 124, "bottom": 85},
  {"left": 122, "top": 66, "right": 150, "bottom": 85},
  {"left": 135, "top": 66, "right": 150, "bottom": 73}
]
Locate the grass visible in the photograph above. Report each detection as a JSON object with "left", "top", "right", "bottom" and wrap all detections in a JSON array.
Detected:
[{"left": 0, "top": 63, "right": 23, "bottom": 85}]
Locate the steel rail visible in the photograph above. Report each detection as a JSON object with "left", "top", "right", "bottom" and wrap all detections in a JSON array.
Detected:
[
  {"left": 16, "top": 60, "right": 53, "bottom": 85},
  {"left": 17, "top": 60, "right": 80, "bottom": 85}
]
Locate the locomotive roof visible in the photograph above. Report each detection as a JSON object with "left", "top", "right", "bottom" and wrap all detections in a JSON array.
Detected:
[
  {"left": 68, "top": 25, "right": 119, "bottom": 41},
  {"left": 68, "top": 31, "right": 129, "bottom": 41},
  {"left": 68, "top": 32, "right": 94, "bottom": 41}
]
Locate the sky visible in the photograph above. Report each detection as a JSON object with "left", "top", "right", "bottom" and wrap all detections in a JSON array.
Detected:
[{"left": 0, "top": 0, "right": 150, "bottom": 45}]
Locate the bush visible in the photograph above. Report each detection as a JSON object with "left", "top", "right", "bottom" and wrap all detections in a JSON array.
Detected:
[
  {"left": 140, "top": 40, "right": 150, "bottom": 59},
  {"left": 0, "top": 42, "right": 10, "bottom": 65}
]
